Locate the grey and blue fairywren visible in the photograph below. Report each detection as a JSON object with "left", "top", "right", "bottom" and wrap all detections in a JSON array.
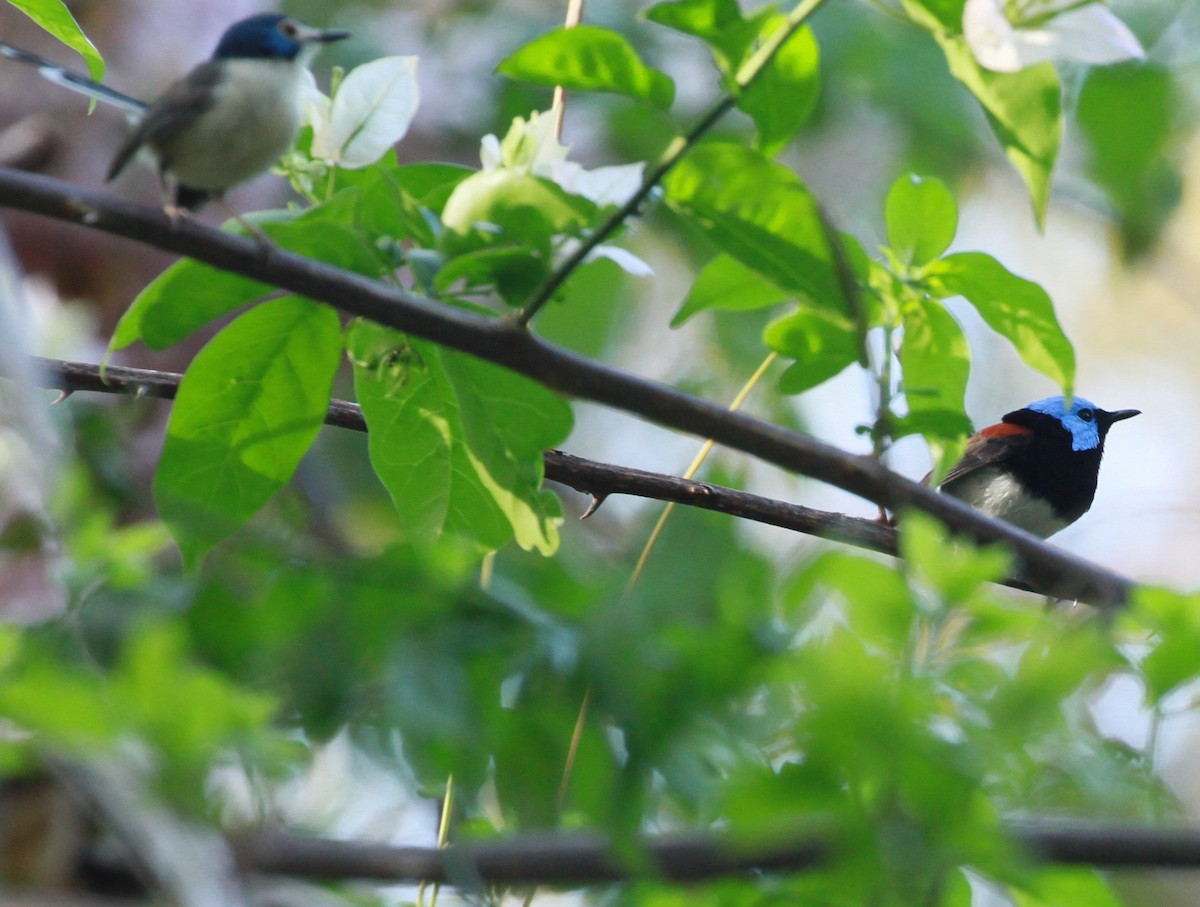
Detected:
[
  {"left": 2, "top": 14, "right": 348, "bottom": 213},
  {"left": 935, "top": 395, "right": 1139, "bottom": 538}
]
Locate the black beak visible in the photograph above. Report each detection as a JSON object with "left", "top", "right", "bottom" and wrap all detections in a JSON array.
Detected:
[
  {"left": 315, "top": 29, "right": 351, "bottom": 43},
  {"left": 1098, "top": 408, "right": 1141, "bottom": 427}
]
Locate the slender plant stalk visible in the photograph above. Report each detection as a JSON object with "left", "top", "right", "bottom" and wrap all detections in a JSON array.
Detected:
[
  {"left": 624, "top": 352, "right": 779, "bottom": 596},
  {"left": 515, "top": 0, "right": 831, "bottom": 326},
  {"left": 554, "top": 353, "right": 778, "bottom": 823},
  {"left": 528, "top": 7, "right": 591, "bottom": 903},
  {"left": 556, "top": 684, "right": 593, "bottom": 810},
  {"left": 425, "top": 774, "right": 455, "bottom": 907},
  {"left": 551, "top": 0, "right": 587, "bottom": 141}
]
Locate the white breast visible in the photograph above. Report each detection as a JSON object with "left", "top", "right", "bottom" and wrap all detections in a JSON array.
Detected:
[
  {"left": 167, "top": 59, "right": 307, "bottom": 191},
  {"left": 942, "top": 467, "right": 1069, "bottom": 539}
]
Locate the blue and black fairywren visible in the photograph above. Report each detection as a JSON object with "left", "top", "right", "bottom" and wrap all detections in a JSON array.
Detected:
[
  {"left": 935, "top": 396, "right": 1139, "bottom": 538},
  {"left": 2, "top": 14, "right": 348, "bottom": 213}
]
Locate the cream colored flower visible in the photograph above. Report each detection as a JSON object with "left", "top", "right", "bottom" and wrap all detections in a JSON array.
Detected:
[{"left": 964, "top": 0, "right": 1145, "bottom": 72}]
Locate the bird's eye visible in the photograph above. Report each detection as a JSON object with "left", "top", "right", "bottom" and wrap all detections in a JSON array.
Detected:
[
  {"left": 279, "top": 19, "right": 299, "bottom": 38},
  {"left": 1078, "top": 408, "right": 1094, "bottom": 422}
]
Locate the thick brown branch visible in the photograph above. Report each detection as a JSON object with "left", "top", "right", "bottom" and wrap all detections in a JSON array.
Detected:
[
  {"left": 0, "top": 170, "right": 1134, "bottom": 607},
  {"left": 230, "top": 821, "right": 1200, "bottom": 885}
]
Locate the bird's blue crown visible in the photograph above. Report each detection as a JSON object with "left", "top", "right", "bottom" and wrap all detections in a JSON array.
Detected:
[
  {"left": 213, "top": 14, "right": 303, "bottom": 61},
  {"left": 1025, "top": 395, "right": 1101, "bottom": 451}
]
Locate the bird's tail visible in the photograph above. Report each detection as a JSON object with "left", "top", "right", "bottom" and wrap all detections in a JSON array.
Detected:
[{"left": 0, "top": 42, "right": 148, "bottom": 114}]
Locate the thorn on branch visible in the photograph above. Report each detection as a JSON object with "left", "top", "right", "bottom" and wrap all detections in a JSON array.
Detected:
[
  {"left": 50, "top": 389, "right": 71, "bottom": 404},
  {"left": 580, "top": 494, "right": 607, "bottom": 520}
]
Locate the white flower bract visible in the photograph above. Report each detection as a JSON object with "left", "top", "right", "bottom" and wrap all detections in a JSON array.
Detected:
[
  {"left": 480, "top": 110, "right": 646, "bottom": 208},
  {"left": 309, "top": 56, "right": 420, "bottom": 169},
  {"left": 963, "top": 0, "right": 1145, "bottom": 72},
  {"left": 476, "top": 111, "right": 652, "bottom": 277}
]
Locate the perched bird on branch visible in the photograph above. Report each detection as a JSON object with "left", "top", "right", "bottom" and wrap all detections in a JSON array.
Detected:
[
  {"left": 1, "top": 14, "right": 348, "bottom": 214},
  {"left": 935, "top": 395, "right": 1139, "bottom": 538}
]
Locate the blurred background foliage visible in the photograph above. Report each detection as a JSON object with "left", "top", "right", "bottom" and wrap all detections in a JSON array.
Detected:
[{"left": 4, "top": 0, "right": 1200, "bottom": 905}]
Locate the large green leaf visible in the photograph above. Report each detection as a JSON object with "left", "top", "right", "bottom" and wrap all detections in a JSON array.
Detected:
[
  {"left": 764, "top": 308, "right": 859, "bottom": 394},
  {"left": 442, "top": 170, "right": 594, "bottom": 247},
  {"left": 923, "top": 251, "right": 1074, "bottom": 392},
  {"left": 496, "top": 26, "right": 675, "bottom": 110},
  {"left": 350, "top": 326, "right": 455, "bottom": 541},
  {"left": 902, "top": 0, "right": 1061, "bottom": 227},
  {"left": 8, "top": 0, "right": 103, "bottom": 80},
  {"left": 111, "top": 189, "right": 381, "bottom": 352},
  {"left": 154, "top": 297, "right": 342, "bottom": 567},
  {"left": 1125, "top": 587, "right": 1200, "bottom": 705},
  {"left": 900, "top": 514, "right": 1011, "bottom": 606},
  {"left": 1012, "top": 869, "right": 1125, "bottom": 907},
  {"left": 900, "top": 0, "right": 965, "bottom": 31},
  {"left": 671, "top": 254, "right": 790, "bottom": 327},
  {"left": 351, "top": 322, "right": 572, "bottom": 555},
  {"left": 739, "top": 19, "right": 820, "bottom": 156},
  {"left": 1077, "top": 64, "right": 1181, "bottom": 258},
  {"left": 665, "top": 143, "right": 846, "bottom": 311},
  {"left": 646, "top": 0, "right": 819, "bottom": 155},
  {"left": 885, "top": 173, "right": 958, "bottom": 267},
  {"left": 898, "top": 298, "right": 972, "bottom": 476},
  {"left": 644, "top": 0, "right": 749, "bottom": 60}
]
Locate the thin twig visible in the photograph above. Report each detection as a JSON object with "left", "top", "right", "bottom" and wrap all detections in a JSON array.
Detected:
[
  {"left": 12, "top": 356, "right": 1125, "bottom": 605},
  {"left": 514, "top": 0, "right": 831, "bottom": 326}
]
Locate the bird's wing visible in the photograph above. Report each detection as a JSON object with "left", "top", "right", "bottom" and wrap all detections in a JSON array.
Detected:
[
  {"left": 932, "top": 422, "right": 1034, "bottom": 488},
  {"left": 0, "top": 42, "right": 148, "bottom": 114},
  {"left": 106, "top": 62, "right": 223, "bottom": 181}
]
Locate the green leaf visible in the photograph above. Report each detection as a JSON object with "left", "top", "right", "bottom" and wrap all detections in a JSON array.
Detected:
[
  {"left": 111, "top": 189, "right": 381, "bottom": 352},
  {"left": 885, "top": 173, "right": 957, "bottom": 266},
  {"left": 1077, "top": 64, "right": 1181, "bottom": 258},
  {"left": 803, "top": 552, "right": 917, "bottom": 660},
  {"left": 349, "top": 325, "right": 454, "bottom": 541},
  {"left": 112, "top": 623, "right": 277, "bottom": 807},
  {"left": 154, "top": 298, "right": 342, "bottom": 567},
  {"left": 111, "top": 263, "right": 270, "bottom": 354},
  {"left": 496, "top": 26, "right": 675, "bottom": 110},
  {"left": 665, "top": 143, "right": 847, "bottom": 312},
  {"left": 739, "top": 21, "right": 820, "bottom": 156},
  {"left": 8, "top": 0, "right": 104, "bottom": 81},
  {"left": 900, "top": 513, "right": 1011, "bottom": 606},
  {"left": 0, "top": 659, "right": 121, "bottom": 747},
  {"left": 901, "top": 0, "right": 965, "bottom": 31},
  {"left": 672, "top": 254, "right": 790, "bottom": 327},
  {"left": 899, "top": 298, "right": 970, "bottom": 423},
  {"left": 644, "top": 0, "right": 745, "bottom": 56},
  {"left": 1126, "top": 587, "right": 1200, "bottom": 704},
  {"left": 442, "top": 170, "right": 594, "bottom": 247},
  {"left": 645, "top": 1, "right": 818, "bottom": 155},
  {"left": 1013, "top": 868, "right": 1124, "bottom": 907},
  {"left": 923, "top": 251, "right": 1074, "bottom": 392},
  {"left": 1142, "top": 633, "right": 1200, "bottom": 707},
  {"left": 351, "top": 323, "right": 572, "bottom": 555},
  {"left": 917, "top": 24, "right": 1061, "bottom": 226},
  {"left": 442, "top": 353, "right": 571, "bottom": 553},
  {"left": 764, "top": 308, "right": 859, "bottom": 394},
  {"left": 352, "top": 169, "right": 441, "bottom": 249},
  {"left": 392, "top": 162, "right": 475, "bottom": 212},
  {"left": 899, "top": 298, "right": 971, "bottom": 476}
]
